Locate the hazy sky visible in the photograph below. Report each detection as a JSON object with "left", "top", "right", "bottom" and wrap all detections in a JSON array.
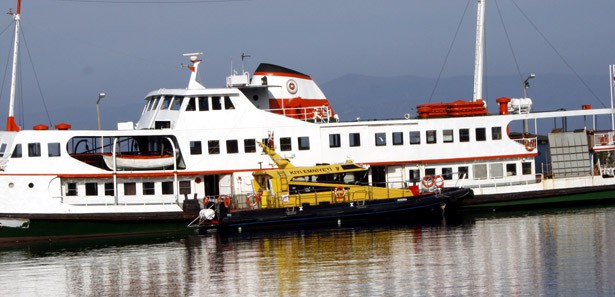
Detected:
[{"left": 0, "top": 0, "right": 614, "bottom": 128}]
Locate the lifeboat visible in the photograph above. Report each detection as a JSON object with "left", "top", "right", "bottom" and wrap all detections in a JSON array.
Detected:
[
  {"left": 417, "top": 99, "right": 487, "bottom": 118},
  {"left": 103, "top": 153, "right": 175, "bottom": 170}
]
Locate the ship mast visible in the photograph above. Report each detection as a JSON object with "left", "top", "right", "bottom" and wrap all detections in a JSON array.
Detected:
[
  {"left": 472, "top": 0, "right": 486, "bottom": 107},
  {"left": 6, "top": 0, "right": 21, "bottom": 131}
]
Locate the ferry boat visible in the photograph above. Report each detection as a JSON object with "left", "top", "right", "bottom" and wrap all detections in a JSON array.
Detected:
[
  {"left": 189, "top": 142, "right": 472, "bottom": 231},
  {"left": 1, "top": 0, "right": 615, "bottom": 241}
]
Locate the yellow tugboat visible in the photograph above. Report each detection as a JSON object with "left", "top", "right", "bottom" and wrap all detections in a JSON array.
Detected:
[{"left": 190, "top": 142, "right": 473, "bottom": 231}]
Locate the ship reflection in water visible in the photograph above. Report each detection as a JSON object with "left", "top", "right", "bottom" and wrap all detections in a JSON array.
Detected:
[{"left": 1, "top": 206, "right": 614, "bottom": 296}]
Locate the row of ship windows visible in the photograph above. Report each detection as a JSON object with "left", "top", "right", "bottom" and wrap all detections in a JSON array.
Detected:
[
  {"left": 144, "top": 95, "right": 235, "bottom": 112},
  {"left": 65, "top": 180, "right": 192, "bottom": 196},
  {"left": 0, "top": 142, "right": 61, "bottom": 158},
  {"left": 411, "top": 162, "right": 533, "bottom": 181}
]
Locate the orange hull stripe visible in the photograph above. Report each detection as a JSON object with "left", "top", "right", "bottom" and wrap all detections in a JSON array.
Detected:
[{"left": 254, "top": 71, "right": 312, "bottom": 80}]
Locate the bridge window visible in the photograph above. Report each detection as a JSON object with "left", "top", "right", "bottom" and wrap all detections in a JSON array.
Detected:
[
  {"left": 443, "top": 129, "right": 454, "bottom": 143},
  {"left": 224, "top": 96, "right": 235, "bottom": 110},
  {"left": 212, "top": 96, "right": 222, "bottom": 110},
  {"left": 0, "top": 143, "right": 7, "bottom": 157},
  {"left": 28, "top": 143, "right": 41, "bottom": 157},
  {"left": 198, "top": 97, "right": 209, "bottom": 111},
  {"left": 329, "top": 134, "right": 341, "bottom": 148},
  {"left": 160, "top": 96, "right": 172, "bottom": 109},
  {"left": 244, "top": 139, "right": 256, "bottom": 153},
  {"left": 171, "top": 96, "right": 183, "bottom": 110},
  {"left": 459, "top": 129, "right": 470, "bottom": 142},
  {"left": 476, "top": 128, "right": 486, "bottom": 141},
  {"left": 147, "top": 97, "right": 160, "bottom": 111},
  {"left": 280, "top": 137, "right": 292, "bottom": 151},
  {"left": 208, "top": 140, "right": 220, "bottom": 154},
  {"left": 12, "top": 144, "right": 22, "bottom": 158},
  {"left": 186, "top": 97, "right": 196, "bottom": 111},
  {"left": 426, "top": 130, "right": 436, "bottom": 144},
  {"left": 298, "top": 137, "right": 310, "bottom": 150},
  {"left": 393, "top": 132, "right": 403, "bottom": 145},
  {"left": 409, "top": 131, "right": 420, "bottom": 145},
  {"left": 349, "top": 133, "right": 361, "bottom": 147},
  {"left": 226, "top": 140, "right": 239, "bottom": 154},
  {"left": 375, "top": 133, "right": 386, "bottom": 146}
]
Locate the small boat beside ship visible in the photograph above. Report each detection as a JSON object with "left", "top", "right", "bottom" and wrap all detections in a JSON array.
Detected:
[{"left": 189, "top": 142, "right": 473, "bottom": 232}]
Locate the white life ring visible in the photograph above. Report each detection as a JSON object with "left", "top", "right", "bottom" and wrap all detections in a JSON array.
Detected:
[
  {"left": 286, "top": 79, "right": 298, "bottom": 94},
  {"left": 334, "top": 186, "right": 346, "bottom": 201}
]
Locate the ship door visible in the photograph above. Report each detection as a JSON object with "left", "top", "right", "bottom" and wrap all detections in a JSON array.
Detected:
[
  {"left": 203, "top": 175, "right": 220, "bottom": 197},
  {"left": 371, "top": 166, "right": 387, "bottom": 187}
]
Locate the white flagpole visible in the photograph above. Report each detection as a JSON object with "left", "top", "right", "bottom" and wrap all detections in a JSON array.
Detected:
[{"left": 610, "top": 64, "right": 615, "bottom": 131}]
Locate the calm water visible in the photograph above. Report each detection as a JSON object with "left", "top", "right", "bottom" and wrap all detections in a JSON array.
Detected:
[{"left": 1, "top": 206, "right": 614, "bottom": 297}]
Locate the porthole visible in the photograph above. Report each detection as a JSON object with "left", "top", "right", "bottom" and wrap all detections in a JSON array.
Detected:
[{"left": 28, "top": 183, "right": 34, "bottom": 188}]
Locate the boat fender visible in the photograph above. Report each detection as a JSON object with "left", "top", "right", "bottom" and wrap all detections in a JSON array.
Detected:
[
  {"left": 524, "top": 139, "right": 536, "bottom": 151},
  {"left": 421, "top": 175, "right": 435, "bottom": 188},
  {"left": 334, "top": 186, "right": 346, "bottom": 201},
  {"left": 434, "top": 175, "right": 445, "bottom": 188},
  {"left": 199, "top": 209, "right": 215, "bottom": 221}
]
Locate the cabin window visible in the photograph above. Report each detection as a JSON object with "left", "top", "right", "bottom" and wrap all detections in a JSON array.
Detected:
[
  {"left": 476, "top": 128, "right": 486, "bottom": 141},
  {"left": 179, "top": 181, "right": 191, "bottom": 195},
  {"left": 170, "top": 96, "right": 183, "bottom": 110},
  {"left": 409, "top": 131, "right": 420, "bottom": 145},
  {"left": 147, "top": 97, "right": 160, "bottom": 111},
  {"left": 522, "top": 162, "right": 532, "bottom": 175},
  {"left": 244, "top": 139, "right": 256, "bottom": 153},
  {"left": 226, "top": 140, "right": 239, "bottom": 154},
  {"left": 459, "top": 129, "right": 470, "bottom": 142},
  {"left": 426, "top": 130, "right": 437, "bottom": 144},
  {"left": 161, "top": 96, "right": 172, "bottom": 109},
  {"left": 458, "top": 166, "right": 469, "bottom": 179},
  {"left": 425, "top": 168, "right": 436, "bottom": 177},
  {"left": 105, "top": 183, "right": 114, "bottom": 196},
  {"left": 85, "top": 183, "right": 98, "bottom": 196},
  {"left": 492, "top": 127, "right": 502, "bottom": 140},
  {"left": 208, "top": 140, "right": 220, "bottom": 154},
  {"left": 329, "top": 134, "right": 341, "bottom": 148},
  {"left": 280, "top": 137, "right": 292, "bottom": 151},
  {"left": 443, "top": 129, "right": 454, "bottom": 143},
  {"left": 506, "top": 163, "right": 517, "bottom": 176},
  {"left": 409, "top": 169, "right": 420, "bottom": 182},
  {"left": 28, "top": 143, "right": 41, "bottom": 157},
  {"left": 442, "top": 167, "right": 453, "bottom": 180},
  {"left": 473, "top": 164, "right": 487, "bottom": 179},
  {"left": 375, "top": 133, "right": 386, "bottom": 146},
  {"left": 190, "top": 141, "right": 202, "bottom": 155},
  {"left": 124, "top": 183, "right": 137, "bottom": 195},
  {"left": 393, "top": 132, "right": 403, "bottom": 145},
  {"left": 0, "top": 143, "right": 7, "bottom": 157},
  {"left": 298, "top": 137, "right": 310, "bottom": 150},
  {"left": 224, "top": 96, "right": 235, "bottom": 110},
  {"left": 349, "top": 133, "right": 361, "bottom": 147},
  {"left": 489, "top": 163, "right": 503, "bottom": 179},
  {"left": 212, "top": 96, "right": 222, "bottom": 110},
  {"left": 143, "top": 182, "right": 155, "bottom": 195},
  {"left": 12, "top": 144, "right": 22, "bottom": 158},
  {"left": 162, "top": 181, "right": 174, "bottom": 194},
  {"left": 66, "top": 183, "right": 78, "bottom": 196},
  {"left": 48, "top": 143, "right": 61, "bottom": 157},
  {"left": 198, "top": 97, "right": 209, "bottom": 111},
  {"left": 186, "top": 97, "right": 196, "bottom": 111}
]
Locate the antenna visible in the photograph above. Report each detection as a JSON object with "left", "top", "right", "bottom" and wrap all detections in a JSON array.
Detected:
[{"left": 241, "top": 52, "right": 251, "bottom": 74}]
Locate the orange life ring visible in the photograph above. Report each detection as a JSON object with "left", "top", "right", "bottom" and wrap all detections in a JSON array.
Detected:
[
  {"left": 421, "top": 175, "right": 435, "bottom": 188},
  {"left": 202, "top": 196, "right": 210, "bottom": 207},
  {"left": 524, "top": 139, "right": 536, "bottom": 151},
  {"left": 246, "top": 192, "right": 261, "bottom": 208},
  {"left": 223, "top": 196, "right": 232, "bottom": 209},
  {"left": 334, "top": 186, "right": 346, "bottom": 201},
  {"left": 434, "top": 175, "right": 445, "bottom": 188}
]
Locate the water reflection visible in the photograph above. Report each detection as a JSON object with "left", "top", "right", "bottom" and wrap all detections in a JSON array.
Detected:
[{"left": 0, "top": 207, "right": 614, "bottom": 296}]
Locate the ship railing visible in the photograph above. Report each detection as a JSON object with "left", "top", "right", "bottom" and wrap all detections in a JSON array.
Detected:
[
  {"left": 61, "top": 195, "right": 179, "bottom": 206},
  {"left": 466, "top": 176, "right": 538, "bottom": 190},
  {"left": 592, "top": 131, "right": 615, "bottom": 149},
  {"left": 265, "top": 105, "right": 335, "bottom": 123}
]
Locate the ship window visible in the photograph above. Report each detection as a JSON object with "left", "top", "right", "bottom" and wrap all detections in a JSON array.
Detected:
[
  {"left": 476, "top": 128, "right": 486, "bottom": 141},
  {"left": 507, "top": 163, "right": 517, "bottom": 176},
  {"left": 198, "top": 97, "right": 209, "bottom": 111},
  {"left": 0, "top": 143, "right": 6, "bottom": 157},
  {"left": 522, "top": 162, "right": 532, "bottom": 175},
  {"left": 426, "top": 130, "right": 436, "bottom": 144},
  {"left": 179, "top": 181, "right": 191, "bottom": 195},
  {"left": 147, "top": 97, "right": 160, "bottom": 111},
  {"left": 124, "top": 183, "right": 136, "bottom": 195},
  {"left": 473, "top": 164, "right": 487, "bottom": 179},
  {"left": 459, "top": 129, "right": 470, "bottom": 142},
  {"left": 208, "top": 140, "right": 220, "bottom": 154},
  {"left": 443, "top": 129, "right": 454, "bottom": 143},
  {"left": 224, "top": 96, "right": 235, "bottom": 110},
  {"left": 244, "top": 139, "right": 256, "bottom": 153},
  {"left": 186, "top": 97, "right": 196, "bottom": 111},
  {"left": 212, "top": 96, "right": 222, "bottom": 110},
  {"left": 298, "top": 137, "right": 310, "bottom": 150},
  {"left": 48, "top": 143, "right": 61, "bottom": 157},
  {"left": 393, "top": 132, "right": 403, "bottom": 145},
  {"left": 425, "top": 168, "right": 436, "bottom": 176},
  {"left": 492, "top": 127, "right": 502, "bottom": 140},
  {"left": 329, "top": 134, "right": 341, "bottom": 148},
  {"left": 66, "top": 183, "right": 78, "bottom": 196},
  {"left": 409, "top": 169, "right": 420, "bottom": 182},
  {"left": 171, "top": 96, "right": 183, "bottom": 110},
  {"left": 489, "top": 163, "right": 503, "bottom": 179},
  {"left": 442, "top": 168, "right": 453, "bottom": 180},
  {"left": 409, "top": 131, "right": 420, "bottom": 145},
  {"left": 28, "top": 143, "right": 41, "bottom": 157},
  {"left": 349, "top": 133, "right": 361, "bottom": 147},
  {"left": 162, "top": 181, "right": 174, "bottom": 194},
  {"left": 104, "top": 183, "right": 114, "bottom": 196},
  {"left": 375, "top": 133, "right": 386, "bottom": 146},
  {"left": 280, "top": 137, "right": 292, "bottom": 151},
  {"left": 12, "top": 144, "right": 22, "bottom": 158},
  {"left": 143, "top": 182, "right": 155, "bottom": 195},
  {"left": 85, "top": 183, "right": 98, "bottom": 196},
  {"left": 458, "top": 166, "right": 469, "bottom": 179},
  {"left": 226, "top": 140, "right": 239, "bottom": 154},
  {"left": 190, "top": 141, "right": 202, "bottom": 155},
  {"left": 161, "top": 96, "right": 172, "bottom": 109}
]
